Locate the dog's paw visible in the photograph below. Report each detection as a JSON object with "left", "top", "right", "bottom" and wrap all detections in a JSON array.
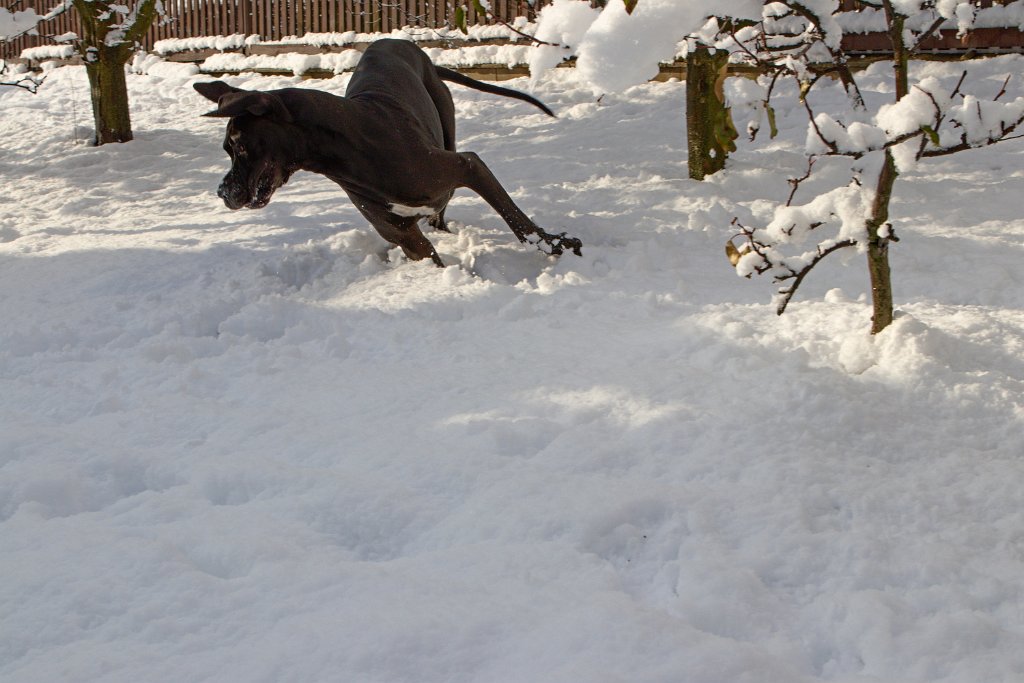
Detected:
[
  {"left": 557, "top": 234, "right": 583, "bottom": 257},
  {"left": 524, "top": 231, "right": 582, "bottom": 258}
]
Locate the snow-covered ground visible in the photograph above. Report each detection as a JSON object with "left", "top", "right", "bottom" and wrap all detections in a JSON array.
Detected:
[{"left": 2, "top": 54, "right": 1024, "bottom": 682}]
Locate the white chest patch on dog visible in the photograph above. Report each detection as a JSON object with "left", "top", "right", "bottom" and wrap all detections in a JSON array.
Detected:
[{"left": 388, "top": 203, "right": 436, "bottom": 218}]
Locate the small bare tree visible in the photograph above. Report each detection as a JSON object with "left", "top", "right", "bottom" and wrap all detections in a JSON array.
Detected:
[{"left": 719, "top": 0, "right": 1024, "bottom": 333}]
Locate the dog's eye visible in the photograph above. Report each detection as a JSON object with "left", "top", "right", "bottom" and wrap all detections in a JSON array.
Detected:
[{"left": 235, "top": 143, "right": 247, "bottom": 158}]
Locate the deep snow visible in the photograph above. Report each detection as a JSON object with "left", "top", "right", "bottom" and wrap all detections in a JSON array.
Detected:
[{"left": 2, "top": 53, "right": 1024, "bottom": 683}]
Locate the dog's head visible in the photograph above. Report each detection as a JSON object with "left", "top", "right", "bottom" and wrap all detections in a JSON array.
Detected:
[{"left": 194, "top": 81, "right": 297, "bottom": 210}]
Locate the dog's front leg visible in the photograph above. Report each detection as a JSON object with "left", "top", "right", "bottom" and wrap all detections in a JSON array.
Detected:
[{"left": 455, "top": 152, "right": 582, "bottom": 257}]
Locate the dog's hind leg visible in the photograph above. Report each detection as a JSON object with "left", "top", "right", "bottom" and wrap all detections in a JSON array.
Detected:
[
  {"left": 351, "top": 196, "right": 445, "bottom": 266},
  {"left": 427, "top": 191, "right": 454, "bottom": 233},
  {"left": 454, "top": 152, "right": 582, "bottom": 257},
  {"left": 428, "top": 209, "right": 451, "bottom": 233}
]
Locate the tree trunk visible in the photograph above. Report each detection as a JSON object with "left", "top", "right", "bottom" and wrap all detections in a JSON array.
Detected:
[
  {"left": 686, "top": 45, "right": 736, "bottom": 181},
  {"left": 84, "top": 46, "right": 133, "bottom": 145},
  {"left": 863, "top": 4, "right": 910, "bottom": 334},
  {"left": 73, "top": 1, "right": 160, "bottom": 145},
  {"left": 866, "top": 150, "right": 897, "bottom": 334}
]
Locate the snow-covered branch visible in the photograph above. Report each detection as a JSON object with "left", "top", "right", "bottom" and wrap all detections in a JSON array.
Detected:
[
  {"left": 799, "top": 74, "right": 1024, "bottom": 167},
  {"left": 0, "top": 6, "right": 44, "bottom": 41},
  {"left": 0, "top": 58, "right": 44, "bottom": 91},
  {"left": 729, "top": 175, "right": 876, "bottom": 313}
]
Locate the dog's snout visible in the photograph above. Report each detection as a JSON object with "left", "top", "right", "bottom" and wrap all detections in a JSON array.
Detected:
[{"left": 217, "top": 182, "right": 246, "bottom": 210}]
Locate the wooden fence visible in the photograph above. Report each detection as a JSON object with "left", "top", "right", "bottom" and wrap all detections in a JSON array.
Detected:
[
  {"left": 2, "top": 1, "right": 550, "bottom": 60},
  {"left": 3, "top": 1, "right": 1021, "bottom": 62}
]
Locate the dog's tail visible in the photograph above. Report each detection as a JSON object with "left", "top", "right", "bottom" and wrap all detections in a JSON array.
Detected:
[{"left": 435, "top": 67, "right": 555, "bottom": 118}]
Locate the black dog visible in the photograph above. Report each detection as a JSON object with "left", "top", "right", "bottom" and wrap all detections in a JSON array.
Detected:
[{"left": 194, "top": 39, "right": 582, "bottom": 266}]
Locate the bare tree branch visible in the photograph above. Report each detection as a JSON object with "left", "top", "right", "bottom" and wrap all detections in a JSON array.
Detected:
[
  {"left": 774, "top": 239, "right": 857, "bottom": 315},
  {"left": 994, "top": 75, "right": 1011, "bottom": 102},
  {"left": 786, "top": 157, "right": 816, "bottom": 206},
  {"left": 909, "top": 16, "right": 946, "bottom": 55}
]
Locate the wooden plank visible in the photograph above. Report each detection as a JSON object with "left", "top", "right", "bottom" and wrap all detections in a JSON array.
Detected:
[{"left": 841, "top": 26, "right": 1024, "bottom": 53}]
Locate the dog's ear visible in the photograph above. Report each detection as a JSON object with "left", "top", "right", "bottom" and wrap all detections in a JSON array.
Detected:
[
  {"left": 193, "top": 80, "right": 239, "bottom": 104},
  {"left": 195, "top": 83, "right": 294, "bottom": 123}
]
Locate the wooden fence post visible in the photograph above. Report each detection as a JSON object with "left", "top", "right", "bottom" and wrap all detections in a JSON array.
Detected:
[
  {"left": 686, "top": 44, "right": 737, "bottom": 181},
  {"left": 239, "top": 0, "right": 251, "bottom": 35}
]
